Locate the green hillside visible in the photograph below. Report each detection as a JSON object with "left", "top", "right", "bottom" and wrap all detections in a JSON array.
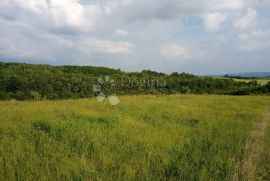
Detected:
[{"left": 1, "top": 62, "right": 270, "bottom": 100}]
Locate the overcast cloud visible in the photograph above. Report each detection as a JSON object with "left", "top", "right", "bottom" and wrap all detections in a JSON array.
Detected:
[{"left": 0, "top": 0, "right": 270, "bottom": 74}]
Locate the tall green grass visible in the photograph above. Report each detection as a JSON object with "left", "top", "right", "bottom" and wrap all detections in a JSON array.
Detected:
[
  {"left": 257, "top": 124, "right": 270, "bottom": 180},
  {"left": 0, "top": 95, "right": 270, "bottom": 180}
]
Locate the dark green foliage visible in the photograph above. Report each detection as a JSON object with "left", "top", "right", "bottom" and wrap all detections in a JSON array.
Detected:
[
  {"left": 33, "top": 121, "right": 51, "bottom": 134},
  {"left": 0, "top": 62, "right": 268, "bottom": 101},
  {"left": 187, "top": 118, "right": 201, "bottom": 127},
  {"left": 262, "top": 81, "right": 270, "bottom": 93}
]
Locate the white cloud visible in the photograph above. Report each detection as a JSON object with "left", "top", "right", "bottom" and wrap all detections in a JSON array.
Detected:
[
  {"left": 234, "top": 8, "right": 257, "bottom": 28},
  {"left": 104, "top": 0, "right": 134, "bottom": 14},
  {"left": 79, "top": 37, "right": 136, "bottom": 54},
  {"left": 0, "top": 44, "right": 35, "bottom": 58},
  {"left": 48, "top": 1, "right": 101, "bottom": 30},
  {"left": 0, "top": 0, "right": 102, "bottom": 31},
  {"left": 262, "top": 0, "right": 270, "bottom": 6},
  {"left": 161, "top": 44, "right": 190, "bottom": 59},
  {"left": 103, "top": 0, "right": 244, "bottom": 21},
  {"left": 207, "top": 0, "right": 244, "bottom": 10},
  {"left": 0, "top": 32, "right": 74, "bottom": 60},
  {"left": 114, "top": 29, "right": 128, "bottom": 36},
  {"left": 239, "top": 30, "right": 270, "bottom": 42},
  {"left": 1, "top": 0, "right": 270, "bottom": 73},
  {"left": 238, "top": 29, "right": 270, "bottom": 51},
  {"left": 202, "top": 12, "right": 227, "bottom": 32}
]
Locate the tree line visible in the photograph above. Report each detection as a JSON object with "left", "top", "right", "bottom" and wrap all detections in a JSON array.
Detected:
[{"left": 0, "top": 62, "right": 269, "bottom": 100}]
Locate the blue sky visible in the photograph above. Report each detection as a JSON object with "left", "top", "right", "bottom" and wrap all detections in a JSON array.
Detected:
[{"left": 0, "top": 0, "right": 270, "bottom": 74}]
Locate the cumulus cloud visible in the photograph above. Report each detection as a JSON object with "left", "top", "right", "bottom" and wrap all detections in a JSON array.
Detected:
[
  {"left": 79, "top": 37, "right": 135, "bottom": 54},
  {"left": 0, "top": 0, "right": 269, "bottom": 73},
  {"left": 0, "top": 0, "right": 101, "bottom": 31},
  {"left": 104, "top": 0, "right": 244, "bottom": 20},
  {"left": 234, "top": 8, "right": 257, "bottom": 28},
  {"left": 202, "top": 12, "right": 228, "bottom": 32},
  {"left": 0, "top": 17, "right": 75, "bottom": 61},
  {"left": 207, "top": 0, "right": 244, "bottom": 10},
  {"left": 114, "top": 29, "right": 128, "bottom": 36},
  {"left": 262, "top": 0, "right": 270, "bottom": 6},
  {"left": 161, "top": 44, "right": 191, "bottom": 59},
  {"left": 238, "top": 29, "right": 270, "bottom": 51}
]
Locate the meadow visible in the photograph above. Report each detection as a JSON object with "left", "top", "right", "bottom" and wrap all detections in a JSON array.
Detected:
[
  {"left": 232, "top": 78, "right": 270, "bottom": 85},
  {"left": 216, "top": 76, "right": 270, "bottom": 86},
  {"left": 1, "top": 95, "right": 270, "bottom": 180}
]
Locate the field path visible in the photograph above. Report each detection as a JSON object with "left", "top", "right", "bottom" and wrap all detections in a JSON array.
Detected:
[{"left": 232, "top": 107, "right": 270, "bottom": 181}]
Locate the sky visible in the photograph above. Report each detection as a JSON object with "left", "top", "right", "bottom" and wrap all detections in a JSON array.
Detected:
[{"left": 0, "top": 0, "right": 270, "bottom": 75}]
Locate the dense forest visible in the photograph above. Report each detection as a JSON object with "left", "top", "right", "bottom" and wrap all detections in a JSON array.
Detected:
[{"left": 0, "top": 62, "right": 269, "bottom": 100}]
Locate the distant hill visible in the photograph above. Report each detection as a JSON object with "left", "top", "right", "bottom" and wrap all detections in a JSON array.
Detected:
[
  {"left": 212, "top": 72, "right": 270, "bottom": 78},
  {"left": 0, "top": 62, "right": 270, "bottom": 100}
]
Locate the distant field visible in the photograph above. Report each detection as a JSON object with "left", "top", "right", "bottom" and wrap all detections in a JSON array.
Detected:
[
  {"left": 232, "top": 78, "right": 270, "bottom": 85},
  {"left": 216, "top": 77, "right": 270, "bottom": 85},
  {"left": 1, "top": 95, "right": 270, "bottom": 180}
]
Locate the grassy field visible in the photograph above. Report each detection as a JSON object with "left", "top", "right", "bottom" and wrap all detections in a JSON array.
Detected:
[
  {"left": 257, "top": 121, "right": 270, "bottom": 180},
  {"left": 1, "top": 95, "right": 270, "bottom": 180},
  {"left": 215, "top": 77, "right": 270, "bottom": 85}
]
